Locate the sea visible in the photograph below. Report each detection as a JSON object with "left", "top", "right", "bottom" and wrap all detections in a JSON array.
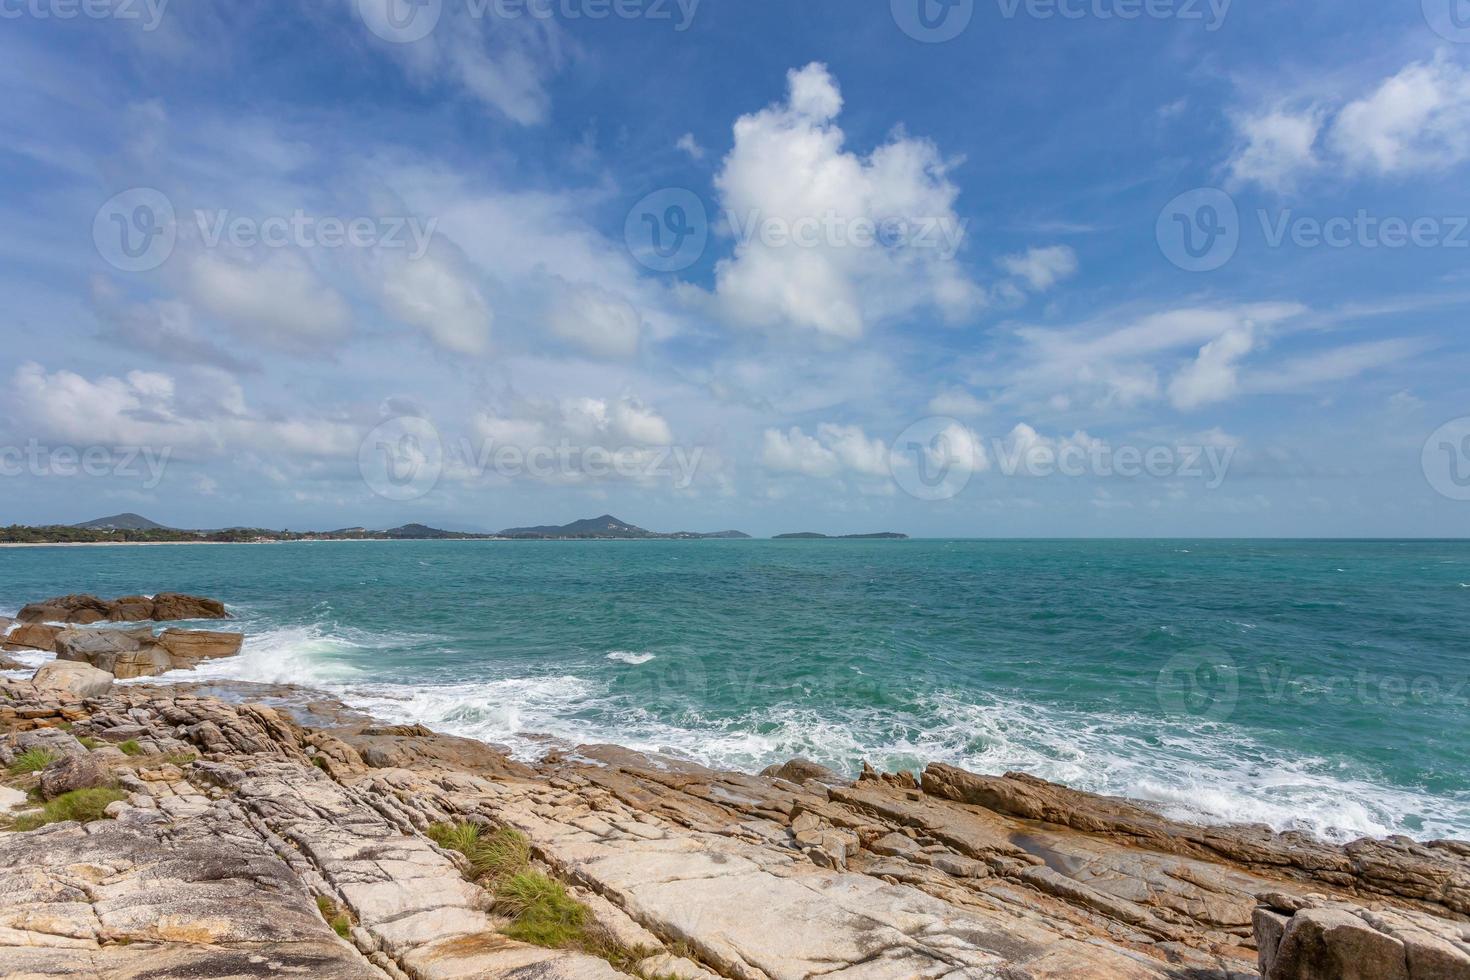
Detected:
[{"left": 2, "top": 538, "right": 1466, "bottom": 844}]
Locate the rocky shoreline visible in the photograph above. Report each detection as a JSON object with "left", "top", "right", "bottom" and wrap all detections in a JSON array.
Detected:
[{"left": 1, "top": 598, "right": 1468, "bottom": 978}]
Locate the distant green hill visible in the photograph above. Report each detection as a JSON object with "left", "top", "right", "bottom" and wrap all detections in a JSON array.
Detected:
[
  {"left": 73, "top": 513, "right": 171, "bottom": 531},
  {"left": 500, "top": 515, "right": 751, "bottom": 540}
]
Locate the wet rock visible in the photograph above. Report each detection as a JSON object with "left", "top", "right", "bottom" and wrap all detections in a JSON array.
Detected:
[
  {"left": 18, "top": 592, "right": 229, "bottom": 624},
  {"left": 4, "top": 623, "right": 62, "bottom": 652},
  {"left": 760, "top": 757, "right": 848, "bottom": 785},
  {"left": 53, "top": 627, "right": 243, "bottom": 679},
  {"left": 155, "top": 628, "right": 244, "bottom": 664}
]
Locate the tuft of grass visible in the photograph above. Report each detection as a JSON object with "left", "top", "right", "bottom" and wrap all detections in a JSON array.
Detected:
[
  {"left": 117, "top": 740, "right": 143, "bottom": 757},
  {"left": 427, "top": 822, "right": 532, "bottom": 884},
  {"left": 78, "top": 736, "right": 102, "bottom": 750},
  {"left": 8, "top": 787, "right": 125, "bottom": 831},
  {"left": 312, "top": 756, "right": 329, "bottom": 771},
  {"left": 497, "top": 871, "right": 588, "bottom": 948},
  {"left": 8, "top": 748, "right": 58, "bottom": 775},
  {"left": 316, "top": 895, "right": 352, "bottom": 939},
  {"left": 425, "top": 821, "right": 655, "bottom": 968}
]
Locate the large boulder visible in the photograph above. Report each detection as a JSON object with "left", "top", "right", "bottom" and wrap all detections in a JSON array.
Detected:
[
  {"left": 155, "top": 628, "right": 244, "bottom": 665},
  {"left": 152, "top": 592, "right": 229, "bottom": 621},
  {"left": 3, "top": 623, "right": 62, "bottom": 652},
  {"left": 39, "top": 752, "right": 114, "bottom": 800},
  {"left": 1256, "top": 896, "right": 1470, "bottom": 980},
  {"left": 52, "top": 626, "right": 242, "bottom": 679},
  {"left": 11, "top": 727, "right": 88, "bottom": 758},
  {"left": 18, "top": 592, "right": 229, "bottom": 624},
  {"left": 17, "top": 593, "right": 115, "bottom": 624},
  {"left": 54, "top": 627, "right": 156, "bottom": 676},
  {"left": 32, "top": 661, "right": 115, "bottom": 697}
]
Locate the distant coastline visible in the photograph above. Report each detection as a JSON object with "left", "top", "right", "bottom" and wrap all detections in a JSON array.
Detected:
[{"left": 3, "top": 512, "right": 908, "bottom": 544}]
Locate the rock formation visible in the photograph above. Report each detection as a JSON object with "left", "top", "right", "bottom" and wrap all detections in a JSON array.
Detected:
[
  {"left": 17, "top": 592, "right": 228, "bottom": 624},
  {"left": 0, "top": 674, "right": 1465, "bottom": 979},
  {"left": 48, "top": 626, "right": 243, "bottom": 679}
]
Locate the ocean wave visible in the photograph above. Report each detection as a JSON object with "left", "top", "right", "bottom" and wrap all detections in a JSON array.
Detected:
[
  {"left": 606, "top": 651, "right": 656, "bottom": 665},
  {"left": 125, "top": 616, "right": 1470, "bottom": 844}
]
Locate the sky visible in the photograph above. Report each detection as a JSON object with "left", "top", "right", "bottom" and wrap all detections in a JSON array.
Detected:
[{"left": 2, "top": 0, "right": 1469, "bottom": 537}]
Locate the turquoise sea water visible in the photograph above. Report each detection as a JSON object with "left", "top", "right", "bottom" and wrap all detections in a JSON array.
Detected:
[{"left": 1, "top": 539, "right": 1467, "bottom": 842}]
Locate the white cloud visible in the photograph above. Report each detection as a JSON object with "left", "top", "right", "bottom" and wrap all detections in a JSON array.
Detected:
[
  {"left": 710, "top": 62, "right": 981, "bottom": 339},
  {"left": 1168, "top": 321, "right": 1256, "bottom": 410},
  {"left": 373, "top": 242, "right": 493, "bottom": 355},
  {"left": 675, "top": 133, "right": 705, "bottom": 160},
  {"left": 7, "top": 363, "right": 361, "bottom": 461},
  {"left": 1329, "top": 55, "right": 1470, "bottom": 176},
  {"left": 1226, "top": 54, "right": 1470, "bottom": 190},
  {"left": 188, "top": 251, "right": 351, "bottom": 350},
  {"left": 1226, "top": 106, "right": 1323, "bottom": 192},
  {"left": 1002, "top": 303, "right": 1305, "bottom": 413},
  {"left": 998, "top": 245, "right": 1078, "bottom": 292},
  {"left": 928, "top": 388, "right": 989, "bottom": 416},
  {"left": 353, "top": 0, "right": 563, "bottom": 125},
  {"left": 761, "top": 426, "right": 838, "bottom": 477},
  {"left": 817, "top": 423, "right": 890, "bottom": 476},
  {"left": 472, "top": 394, "right": 674, "bottom": 450},
  {"left": 761, "top": 422, "right": 891, "bottom": 479},
  {"left": 546, "top": 281, "right": 643, "bottom": 359}
]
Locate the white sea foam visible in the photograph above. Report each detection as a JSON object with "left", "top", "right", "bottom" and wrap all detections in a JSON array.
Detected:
[
  {"left": 124, "top": 617, "right": 1470, "bottom": 844},
  {"left": 606, "top": 651, "right": 656, "bottom": 665}
]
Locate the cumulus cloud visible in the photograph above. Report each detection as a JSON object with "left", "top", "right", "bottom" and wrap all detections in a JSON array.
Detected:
[
  {"left": 761, "top": 422, "right": 890, "bottom": 478},
  {"left": 710, "top": 62, "right": 981, "bottom": 339},
  {"left": 7, "top": 363, "right": 361, "bottom": 461},
  {"left": 998, "top": 245, "right": 1078, "bottom": 292},
  {"left": 1168, "top": 322, "right": 1256, "bottom": 410},
  {"left": 472, "top": 395, "right": 674, "bottom": 451},
  {"left": 1227, "top": 54, "right": 1470, "bottom": 190},
  {"left": 188, "top": 251, "right": 351, "bottom": 350},
  {"left": 1226, "top": 106, "right": 1323, "bottom": 192},
  {"left": 372, "top": 241, "right": 493, "bottom": 355},
  {"left": 1329, "top": 55, "right": 1470, "bottom": 175},
  {"left": 546, "top": 281, "right": 643, "bottom": 359},
  {"left": 675, "top": 133, "right": 705, "bottom": 160}
]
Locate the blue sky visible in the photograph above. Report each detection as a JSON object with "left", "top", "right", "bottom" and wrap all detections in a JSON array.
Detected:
[{"left": 2, "top": 0, "right": 1469, "bottom": 536}]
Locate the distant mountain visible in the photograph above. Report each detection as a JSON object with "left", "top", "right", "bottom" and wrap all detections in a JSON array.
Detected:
[
  {"left": 775, "top": 531, "right": 909, "bottom": 540},
  {"left": 73, "top": 513, "right": 171, "bottom": 531},
  {"left": 500, "top": 515, "right": 656, "bottom": 539},
  {"left": 499, "top": 515, "right": 752, "bottom": 540}
]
